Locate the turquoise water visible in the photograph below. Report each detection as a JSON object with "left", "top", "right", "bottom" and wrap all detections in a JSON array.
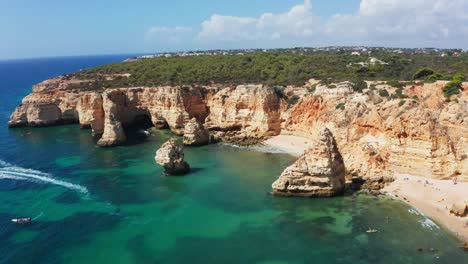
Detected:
[{"left": 0, "top": 57, "right": 467, "bottom": 264}]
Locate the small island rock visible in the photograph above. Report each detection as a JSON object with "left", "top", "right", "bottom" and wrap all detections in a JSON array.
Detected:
[
  {"left": 155, "top": 138, "right": 190, "bottom": 175},
  {"left": 183, "top": 118, "right": 210, "bottom": 146},
  {"left": 272, "top": 128, "right": 345, "bottom": 197}
]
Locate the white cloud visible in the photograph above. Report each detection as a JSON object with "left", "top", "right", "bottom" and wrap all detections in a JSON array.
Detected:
[
  {"left": 146, "top": 26, "right": 193, "bottom": 45},
  {"left": 146, "top": 0, "right": 468, "bottom": 50},
  {"left": 197, "top": 0, "right": 318, "bottom": 45},
  {"left": 325, "top": 0, "right": 468, "bottom": 47}
]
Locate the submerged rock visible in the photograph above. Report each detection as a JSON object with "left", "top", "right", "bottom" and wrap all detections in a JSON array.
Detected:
[
  {"left": 272, "top": 128, "right": 345, "bottom": 197},
  {"left": 155, "top": 138, "right": 190, "bottom": 175},
  {"left": 183, "top": 118, "right": 210, "bottom": 146}
]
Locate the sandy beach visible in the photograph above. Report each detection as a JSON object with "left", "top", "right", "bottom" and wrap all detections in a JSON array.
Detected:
[
  {"left": 383, "top": 174, "right": 468, "bottom": 243},
  {"left": 263, "top": 135, "right": 312, "bottom": 157},
  {"left": 264, "top": 135, "right": 468, "bottom": 244}
]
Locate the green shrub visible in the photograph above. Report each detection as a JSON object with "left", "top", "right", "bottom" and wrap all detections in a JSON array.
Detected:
[
  {"left": 379, "top": 89, "right": 390, "bottom": 97},
  {"left": 442, "top": 73, "right": 465, "bottom": 99},
  {"left": 387, "top": 80, "right": 405, "bottom": 88},
  {"left": 424, "top": 73, "right": 443, "bottom": 83},
  {"left": 336, "top": 103, "right": 345, "bottom": 110},
  {"left": 399, "top": 100, "right": 406, "bottom": 107},
  {"left": 395, "top": 88, "right": 408, "bottom": 99},
  {"left": 452, "top": 73, "right": 466, "bottom": 83},
  {"left": 351, "top": 79, "right": 368, "bottom": 92},
  {"left": 443, "top": 81, "right": 462, "bottom": 99},
  {"left": 286, "top": 96, "right": 300, "bottom": 105},
  {"left": 308, "top": 83, "right": 318, "bottom": 93},
  {"left": 413, "top": 68, "right": 435, "bottom": 80},
  {"left": 273, "top": 86, "right": 286, "bottom": 99}
]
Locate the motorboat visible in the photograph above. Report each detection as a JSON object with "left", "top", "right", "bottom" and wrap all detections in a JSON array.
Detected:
[{"left": 11, "top": 217, "right": 32, "bottom": 224}]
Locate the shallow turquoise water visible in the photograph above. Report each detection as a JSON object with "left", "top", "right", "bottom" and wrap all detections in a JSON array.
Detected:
[{"left": 0, "top": 57, "right": 467, "bottom": 264}]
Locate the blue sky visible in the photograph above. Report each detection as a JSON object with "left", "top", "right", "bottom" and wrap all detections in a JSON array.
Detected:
[{"left": 1, "top": 0, "right": 467, "bottom": 60}]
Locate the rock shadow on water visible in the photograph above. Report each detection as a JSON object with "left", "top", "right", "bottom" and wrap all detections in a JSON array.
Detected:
[{"left": 0, "top": 212, "right": 121, "bottom": 264}]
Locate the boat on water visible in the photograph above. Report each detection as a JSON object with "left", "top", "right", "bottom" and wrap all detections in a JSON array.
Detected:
[
  {"left": 366, "top": 228, "right": 378, "bottom": 233},
  {"left": 11, "top": 217, "right": 32, "bottom": 224}
]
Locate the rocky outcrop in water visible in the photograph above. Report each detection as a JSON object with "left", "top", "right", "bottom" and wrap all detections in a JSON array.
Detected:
[
  {"left": 272, "top": 128, "right": 345, "bottom": 197},
  {"left": 183, "top": 118, "right": 210, "bottom": 146},
  {"left": 155, "top": 138, "right": 190, "bottom": 175},
  {"left": 97, "top": 92, "right": 126, "bottom": 147}
]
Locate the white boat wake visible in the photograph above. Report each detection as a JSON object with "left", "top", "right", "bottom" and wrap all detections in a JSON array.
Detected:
[{"left": 0, "top": 160, "right": 88, "bottom": 194}]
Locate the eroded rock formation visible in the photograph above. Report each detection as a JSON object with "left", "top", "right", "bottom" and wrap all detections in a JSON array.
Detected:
[
  {"left": 205, "top": 84, "right": 283, "bottom": 138},
  {"left": 8, "top": 76, "right": 468, "bottom": 182},
  {"left": 155, "top": 138, "right": 190, "bottom": 175},
  {"left": 272, "top": 128, "right": 346, "bottom": 197},
  {"left": 97, "top": 92, "right": 126, "bottom": 147},
  {"left": 183, "top": 118, "right": 210, "bottom": 146}
]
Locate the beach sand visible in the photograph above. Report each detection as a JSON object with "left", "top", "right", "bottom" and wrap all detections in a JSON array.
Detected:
[
  {"left": 264, "top": 135, "right": 468, "bottom": 244},
  {"left": 263, "top": 135, "right": 312, "bottom": 157},
  {"left": 383, "top": 174, "right": 468, "bottom": 243}
]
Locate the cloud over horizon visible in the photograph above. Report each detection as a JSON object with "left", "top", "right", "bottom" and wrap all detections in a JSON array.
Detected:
[{"left": 147, "top": 0, "right": 468, "bottom": 50}]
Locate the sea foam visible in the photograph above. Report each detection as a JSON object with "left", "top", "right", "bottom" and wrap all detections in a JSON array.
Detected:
[{"left": 0, "top": 160, "right": 88, "bottom": 193}]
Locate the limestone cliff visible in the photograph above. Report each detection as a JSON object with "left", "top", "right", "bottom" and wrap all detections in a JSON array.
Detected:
[
  {"left": 205, "top": 84, "right": 282, "bottom": 137},
  {"left": 281, "top": 81, "right": 468, "bottom": 182},
  {"left": 8, "top": 76, "right": 468, "bottom": 182},
  {"left": 183, "top": 118, "right": 210, "bottom": 146},
  {"left": 97, "top": 92, "right": 126, "bottom": 147},
  {"left": 272, "top": 128, "right": 345, "bottom": 197}
]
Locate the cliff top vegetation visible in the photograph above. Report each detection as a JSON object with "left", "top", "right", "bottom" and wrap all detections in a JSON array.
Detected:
[{"left": 66, "top": 50, "right": 468, "bottom": 90}]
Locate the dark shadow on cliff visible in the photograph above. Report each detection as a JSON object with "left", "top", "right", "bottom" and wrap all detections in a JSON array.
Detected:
[{"left": 121, "top": 114, "right": 155, "bottom": 146}]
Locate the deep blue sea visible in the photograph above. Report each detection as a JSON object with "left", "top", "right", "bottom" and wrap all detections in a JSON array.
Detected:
[{"left": 0, "top": 55, "right": 467, "bottom": 264}]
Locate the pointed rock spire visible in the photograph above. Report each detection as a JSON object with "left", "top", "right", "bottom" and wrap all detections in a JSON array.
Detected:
[{"left": 272, "top": 128, "right": 345, "bottom": 197}]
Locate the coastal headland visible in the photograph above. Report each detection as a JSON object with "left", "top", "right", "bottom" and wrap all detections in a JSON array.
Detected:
[{"left": 8, "top": 52, "right": 468, "bottom": 244}]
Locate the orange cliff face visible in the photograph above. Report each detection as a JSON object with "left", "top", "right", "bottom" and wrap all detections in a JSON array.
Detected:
[
  {"left": 281, "top": 81, "right": 468, "bottom": 182},
  {"left": 8, "top": 78, "right": 468, "bottom": 181}
]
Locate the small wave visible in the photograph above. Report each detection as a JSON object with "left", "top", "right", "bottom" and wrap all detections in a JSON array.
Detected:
[
  {"left": 0, "top": 160, "right": 88, "bottom": 194},
  {"left": 419, "top": 218, "right": 440, "bottom": 230},
  {"left": 407, "top": 206, "right": 441, "bottom": 230},
  {"left": 408, "top": 208, "right": 421, "bottom": 215},
  {"left": 250, "top": 145, "right": 291, "bottom": 154},
  {"left": 221, "top": 143, "right": 291, "bottom": 155}
]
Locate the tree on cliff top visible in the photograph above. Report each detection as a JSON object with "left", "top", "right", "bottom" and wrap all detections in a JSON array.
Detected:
[{"left": 413, "top": 68, "right": 435, "bottom": 80}]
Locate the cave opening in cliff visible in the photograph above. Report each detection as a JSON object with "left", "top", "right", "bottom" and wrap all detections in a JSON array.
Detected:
[{"left": 123, "top": 113, "right": 154, "bottom": 144}]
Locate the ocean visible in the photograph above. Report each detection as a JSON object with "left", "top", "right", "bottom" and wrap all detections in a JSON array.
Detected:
[{"left": 0, "top": 55, "right": 466, "bottom": 264}]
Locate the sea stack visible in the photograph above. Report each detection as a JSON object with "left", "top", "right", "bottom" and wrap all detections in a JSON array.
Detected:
[
  {"left": 272, "top": 128, "right": 345, "bottom": 197},
  {"left": 97, "top": 93, "right": 126, "bottom": 147},
  {"left": 155, "top": 138, "right": 190, "bottom": 175},
  {"left": 183, "top": 118, "right": 210, "bottom": 146}
]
